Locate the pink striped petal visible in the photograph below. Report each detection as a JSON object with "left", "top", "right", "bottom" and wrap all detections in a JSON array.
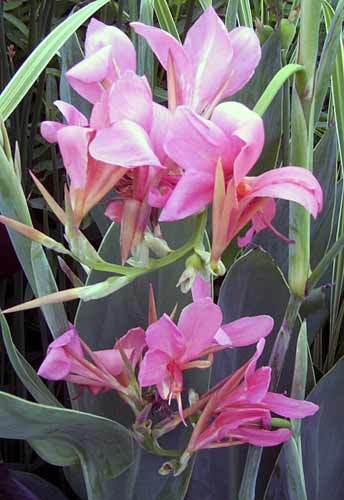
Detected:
[
  {"left": 245, "top": 366, "right": 271, "bottom": 403},
  {"left": 56, "top": 126, "right": 91, "bottom": 189},
  {"left": 178, "top": 298, "right": 223, "bottom": 361},
  {"left": 89, "top": 120, "right": 161, "bottom": 167},
  {"left": 215, "top": 315, "right": 274, "bottom": 347},
  {"left": 183, "top": 7, "right": 233, "bottom": 113},
  {"left": 108, "top": 72, "right": 153, "bottom": 131}
]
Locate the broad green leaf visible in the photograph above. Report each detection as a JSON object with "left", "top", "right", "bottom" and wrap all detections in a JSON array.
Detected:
[
  {"left": 189, "top": 249, "right": 290, "bottom": 500},
  {"left": 0, "top": 392, "right": 134, "bottom": 500},
  {"left": 0, "top": 310, "right": 61, "bottom": 407},
  {"left": 154, "top": 0, "right": 180, "bottom": 41},
  {"left": 137, "top": 0, "right": 155, "bottom": 87},
  {"left": 0, "top": 0, "right": 110, "bottom": 120},
  {"left": 264, "top": 356, "right": 344, "bottom": 500},
  {"left": 2, "top": 467, "right": 68, "bottom": 500}
]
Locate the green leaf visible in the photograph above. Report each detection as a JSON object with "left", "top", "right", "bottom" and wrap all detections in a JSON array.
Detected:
[
  {"left": 254, "top": 64, "right": 305, "bottom": 117},
  {"left": 0, "top": 391, "right": 134, "bottom": 500},
  {"left": 0, "top": 310, "right": 61, "bottom": 407},
  {"left": 314, "top": 0, "right": 344, "bottom": 122},
  {"left": 138, "top": 0, "right": 155, "bottom": 87},
  {"left": 198, "top": 0, "right": 212, "bottom": 10},
  {"left": 0, "top": 135, "right": 68, "bottom": 337},
  {"left": 154, "top": 0, "right": 180, "bottom": 41},
  {"left": 6, "top": 469, "right": 68, "bottom": 500},
  {"left": 0, "top": 0, "right": 110, "bottom": 120},
  {"left": 238, "top": 0, "right": 253, "bottom": 27},
  {"left": 225, "top": 0, "right": 239, "bottom": 31}
]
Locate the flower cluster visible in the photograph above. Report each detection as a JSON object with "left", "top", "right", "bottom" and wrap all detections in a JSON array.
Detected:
[
  {"left": 38, "top": 295, "right": 318, "bottom": 467},
  {"left": 41, "top": 7, "right": 322, "bottom": 270}
]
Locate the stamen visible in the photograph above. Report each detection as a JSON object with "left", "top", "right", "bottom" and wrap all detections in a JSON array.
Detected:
[{"left": 259, "top": 211, "right": 295, "bottom": 245}]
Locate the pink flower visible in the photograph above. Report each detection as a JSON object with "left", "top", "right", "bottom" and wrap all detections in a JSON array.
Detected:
[
  {"left": 187, "top": 339, "right": 318, "bottom": 452},
  {"left": 138, "top": 298, "right": 273, "bottom": 419},
  {"left": 159, "top": 103, "right": 323, "bottom": 265},
  {"left": 41, "top": 100, "right": 160, "bottom": 226},
  {"left": 132, "top": 7, "right": 261, "bottom": 114},
  {"left": 66, "top": 18, "right": 136, "bottom": 104},
  {"left": 38, "top": 326, "right": 146, "bottom": 395},
  {"left": 88, "top": 72, "right": 178, "bottom": 261}
]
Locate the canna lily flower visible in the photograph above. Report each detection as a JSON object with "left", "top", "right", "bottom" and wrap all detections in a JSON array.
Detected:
[
  {"left": 66, "top": 18, "right": 136, "bottom": 104},
  {"left": 41, "top": 99, "right": 160, "bottom": 226},
  {"left": 132, "top": 7, "right": 261, "bottom": 115},
  {"left": 186, "top": 338, "right": 318, "bottom": 453},
  {"left": 89, "top": 72, "right": 178, "bottom": 261},
  {"left": 138, "top": 298, "right": 274, "bottom": 420},
  {"left": 160, "top": 103, "right": 323, "bottom": 267},
  {"left": 38, "top": 326, "right": 146, "bottom": 395}
]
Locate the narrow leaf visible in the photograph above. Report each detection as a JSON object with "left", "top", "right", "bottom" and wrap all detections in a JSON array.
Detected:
[{"left": 154, "top": 0, "right": 180, "bottom": 41}]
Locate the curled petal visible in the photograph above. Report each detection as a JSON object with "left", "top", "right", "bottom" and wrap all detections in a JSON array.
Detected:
[
  {"left": 216, "top": 315, "right": 274, "bottom": 347},
  {"left": 38, "top": 347, "right": 71, "bottom": 380},
  {"left": 40, "top": 121, "right": 64, "bottom": 143},
  {"left": 115, "top": 327, "right": 147, "bottom": 367},
  {"left": 247, "top": 166, "right": 323, "bottom": 217},
  {"left": 54, "top": 100, "right": 88, "bottom": 127},
  {"left": 85, "top": 18, "right": 136, "bottom": 73},
  {"left": 232, "top": 427, "right": 292, "bottom": 447},
  {"left": 89, "top": 120, "right": 161, "bottom": 168},
  {"left": 211, "top": 102, "right": 265, "bottom": 182},
  {"left": 225, "top": 27, "right": 261, "bottom": 97}
]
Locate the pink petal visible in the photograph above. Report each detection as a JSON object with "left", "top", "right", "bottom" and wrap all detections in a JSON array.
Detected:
[
  {"left": 89, "top": 92, "right": 111, "bottom": 130},
  {"left": 40, "top": 121, "right": 64, "bottom": 143},
  {"left": 183, "top": 7, "right": 233, "bottom": 113},
  {"left": 56, "top": 126, "right": 91, "bottom": 190},
  {"left": 138, "top": 349, "right": 171, "bottom": 387},
  {"left": 164, "top": 106, "right": 227, "bottom": 172},
  {"left": 216, "top": 407, "right": 271, "bottom": 433},
  {"left": 150, "top": 103, "right": 172, "bottom": 162},
  {"left": 54, "top": 100, "right": 88, "bottom": 126},
  {"left": 225, "top": 27, "right": 261, "bottom": 97},
  {"left": 131, "top": 22, "right": 188, "bottom": 74},
  {"left": 191, "top": 274, "right": 211, "bottom": 301},
  {"left": 211, "top": 102, "right": 265, "bottom": 182},
  {"left": 245, "top": 366, "right": 271, "bottom": 403},
  {"left": 105, "top": 200, "right": 123, "bottom": 222},
  {"left": 237, "top": 198, "right": 276, "bottom": 248},
  {"left": 108, "top": 72, "right": 153, "bottom": 131},
  {"left": 93, "top": 349, "right": 124, "bottom": 377},
  {"left": 178, "top": 298, "right": 223, "bottom": 361},
  {"left": 66, "top": 46, "right": 113, "bottom": 104},
  {"left": 215, "top": 315, "right": 274, "bottom": 347},
  {"left": 248, "top": 166, "right": 323, "bottom": 217},
  {"left": 232, "top": 427, "right": 292, "bottom": 447},
  {"left": 89, "top": 120, "right": 161, "bottom": 168},
  {"left": 262, "top": 392, "right": 319, "bottom": 419},
  {"left": 85, "top": 18, "right": 136, "bottom": 73},
  {"left": 159, "top": 169, "right": 213, "bottom": 221},
  {"left": 245, "top": 338, "right": 266, "bottom": 380},
  {"left": 46, "top": 327, "right": 83, "bottom": 357},
  {"left": 145, "top": 314, "right": 185, "bottom": 358},
  {"left": 115, "top": 327, "right": 146, "bottom": 367},
  {"left": 38, "top": 347, "right": 71, "bottom": 380}
]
